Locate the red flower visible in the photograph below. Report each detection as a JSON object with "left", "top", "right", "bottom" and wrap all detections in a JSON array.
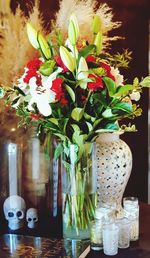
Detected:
[
  {"left": 26, "top": 58, "right": 43, "bottom": 70},
  {"left": 100, "top": 62, "right": 111, "bottom": 74},
  {"left": 86, "top": 55, "right": 96, "bottom": 63},
  {"left": 60, "top": 97, "right": 68, "bottom": 106},
  {"left": 30, "top": 113, "right": 41, "bottom": 120},
  {"left": 100, "top": 62, "right": 115, "bottom": 81},
  {"left": 55, "top": 56, "right": 69, "bottom": 72},
  {"left": 88, "top": 74, "right": 103, "bottom": 91},
  {"left": 51, "top": 78, "right": 64, "bottom": 100},
  {"left": 23, "top": 69, "right": 42, "bottom": 86}
]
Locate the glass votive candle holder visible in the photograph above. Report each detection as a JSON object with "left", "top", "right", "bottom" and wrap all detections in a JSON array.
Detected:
[
  {"left": 117, "top": 217, "right": 131, "bottom": 249},
  {"left": 90, "top": 219, "right": 103, "bottom": 251},
  {"left": 101, "top": 202, "right": 117, "bottom": 220},
  {"left": 123, "top": 197, "right": 139, "bottom": 241},
  {"left": 90, "top": 207, "right": 114, "bottom": 251},
  {"left": 102, "top": 223, "right": 119, "bottom": 256}
]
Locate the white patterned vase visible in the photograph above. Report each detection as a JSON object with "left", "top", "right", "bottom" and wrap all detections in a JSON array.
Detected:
[{"left": 96, "top": 133, "right": 132, "bottom": 217}]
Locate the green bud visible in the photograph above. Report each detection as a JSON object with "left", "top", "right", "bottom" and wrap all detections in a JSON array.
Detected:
[
  {"left": 27, "top": 23, "right": 39, "bottom": 49},
  {"left": 38, "top": 33, "right": 51, "bottom": 59},
  {"left": 60, "top": 46, "right": 75, "bottom": 72},
  {"left": 92, "top": 15, "right": 101, "bottom": 34},
  {"left": 39, "top": 60, "right": 55, "bottom": 76},
  {"left": 94, "top": 31, "right": 103, "bottom": 55}
]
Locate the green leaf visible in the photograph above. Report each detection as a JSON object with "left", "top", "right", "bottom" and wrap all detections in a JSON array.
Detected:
[
  {"left": 79, "top": 45, "right": 95, "bottom": 58},
  {"left": 71, "top": 107, "right": 84, "bottom": 121},
  {"left": 49, "top": 118, "right": 59, "bottom": 125},
  {"left": 96, "top": 129, "right": 117, "bottom": 133},
  {"left": 86, "top": 122, "right": 93, "bottom": 132},
  {"left": 54, "top": 143, "right": 62, "bottom": 159},
  {"left": 102, "top": 108, "right": 116, "bottom": 118},
  {"left": 14, "top": 86, "right": 26, "bottom": 96},
  {"left": 103, "top": 77, "right": 116, "bottom": 97},
  {"left": 113, "top": 102, "right": 133, "bottom": 113},
  {"left": 105, "top": 123, "right": 119, "bottom": 130},
  {"left": 39, "top": 60, "right": 55, "bottom": 76},
  {"left": 140, "top": 76, "right": 150, "bottom": 88},
  {"left": 55, "top": 133, "right": 68, "bottom": 142},
  {"left": 93, "top": 118, "right": 103, "bottom": 128},
  {"left": 71, "top": 124, "right": 80, "bottom": 132},
  {"left": 115, "top": 84, "right": 134, "bottom": 97},
  {"left": 65, "top": 84, "right": 75, "bottom": 102}
]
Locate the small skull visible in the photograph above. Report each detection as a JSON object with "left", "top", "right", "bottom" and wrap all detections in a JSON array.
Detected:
[
  {"left": 3, "top": 195, "right": 26, "bottom": 230},
  {"left": 26, "top": 208, "right": 38, "bottom": 229}
]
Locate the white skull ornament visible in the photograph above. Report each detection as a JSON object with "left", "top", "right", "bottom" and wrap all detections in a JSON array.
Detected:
[
  {"left": 26, "top": 208, "right": 38, "bottom": 229},
  {"left": 3, "top": 195, "right": 26, "bottom": 230}
]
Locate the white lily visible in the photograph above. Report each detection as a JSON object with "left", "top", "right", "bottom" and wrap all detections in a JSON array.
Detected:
[
  {"left": 65, "top": 38, "right": 78, "bottom": 59},
  {"left": 77, "top": 57, "right": 89, "bottom": 89},
  {"left": 110, "top": 67, "right": 124, "bottom": 87},
  {"left": 28, "top": 67, "right": 63, "bottom": 116}
]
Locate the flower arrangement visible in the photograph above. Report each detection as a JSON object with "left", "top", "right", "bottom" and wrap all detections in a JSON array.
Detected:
[
  {"left": 1, "top": 13, "right": 149, "bottom": 149},
  {"left": 0, "top": 0, "right": 150, "bottom": 238}
]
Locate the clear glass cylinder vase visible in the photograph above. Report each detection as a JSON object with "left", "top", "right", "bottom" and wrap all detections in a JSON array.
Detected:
[{"left": 61, "top": 142, "right": 97, "bottom": 240}]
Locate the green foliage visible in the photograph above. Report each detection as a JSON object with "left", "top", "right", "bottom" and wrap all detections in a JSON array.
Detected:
[{"left": 106, "top": 49, "right": 132, "bottom": 68}]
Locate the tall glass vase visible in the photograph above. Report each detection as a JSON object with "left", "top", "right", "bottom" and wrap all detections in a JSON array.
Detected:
[{"left": 61, "top": 142, "right": 97, "bottom": 240}]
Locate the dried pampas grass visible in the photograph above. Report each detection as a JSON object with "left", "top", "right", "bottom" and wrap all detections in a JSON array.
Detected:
[
  {"left": 54, "top": 0, "right": 121, "bottom": 49},
  {"left": 0, "top": 0, "right": 45, "bottom": 88}
]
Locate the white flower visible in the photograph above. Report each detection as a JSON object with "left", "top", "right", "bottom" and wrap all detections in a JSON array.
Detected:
[
  {"left": 65, "top": 38, "right": 78, "bottom": 58},
  {"left": 130, "top": 91, "right": 141, "bottom": 101},
  {"left": 28, "top": 67, "right": 63, "bottom": 116},
  {"left": 110, "top": 67, "right": 124, "bottom": 86}
]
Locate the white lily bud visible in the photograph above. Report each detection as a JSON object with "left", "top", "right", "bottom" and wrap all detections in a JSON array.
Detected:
[
  {"left": 77, "top": 57, "right": 88, "bottom": 89},
  {"left": 27, "top": 23, "right": 39, "bottom": 49},
  {"left": 60, "top": 46, "right": 75, "bottom": 72}
]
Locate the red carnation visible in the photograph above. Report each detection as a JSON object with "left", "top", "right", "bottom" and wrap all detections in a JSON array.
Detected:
[
  {"left": 51, "top": 78, "right": 64, "bottom": 100},
  {"left": 100, "top": 62, "right": 115, "bottom": 81},
  {"left": 60, "top": 96, "right": 68, "bottom": 106},
  {"left": 88, "top": 74, "right": 103, "bottom": 91},
  {"left": 23, "top": 70, "right": 42, "bottom": 86},
  {"left": 86, "top": 55, "right": 96, "bottom": 63},
  {"left": 55, "top": 56, "right": 69, "bottom": 72},
  {"left": 100, "top": 62, "right": 111, "bottom": 74},
  {"left": 30, "top": 113, "right": 41, "bottom": 120},
  {"left": 26, "top": 58, "right": 43, "bottom": 70}
]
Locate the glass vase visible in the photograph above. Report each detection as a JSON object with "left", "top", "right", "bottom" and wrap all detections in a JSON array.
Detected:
[{"left": 61, "top": 142, "right": 97, "bottom": 240}]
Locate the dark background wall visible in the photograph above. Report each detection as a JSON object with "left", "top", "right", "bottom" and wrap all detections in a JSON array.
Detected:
[{"left": 10, "top": 0, "right": 150, "bottom": 202}]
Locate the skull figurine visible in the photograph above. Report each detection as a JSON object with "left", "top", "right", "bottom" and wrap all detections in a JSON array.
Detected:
[
  {"left": 3, "top": 195, "right": 26, "bottom": 230},
  {"left": 26, "top": 208, "right": 38, "bottom": 229}
]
